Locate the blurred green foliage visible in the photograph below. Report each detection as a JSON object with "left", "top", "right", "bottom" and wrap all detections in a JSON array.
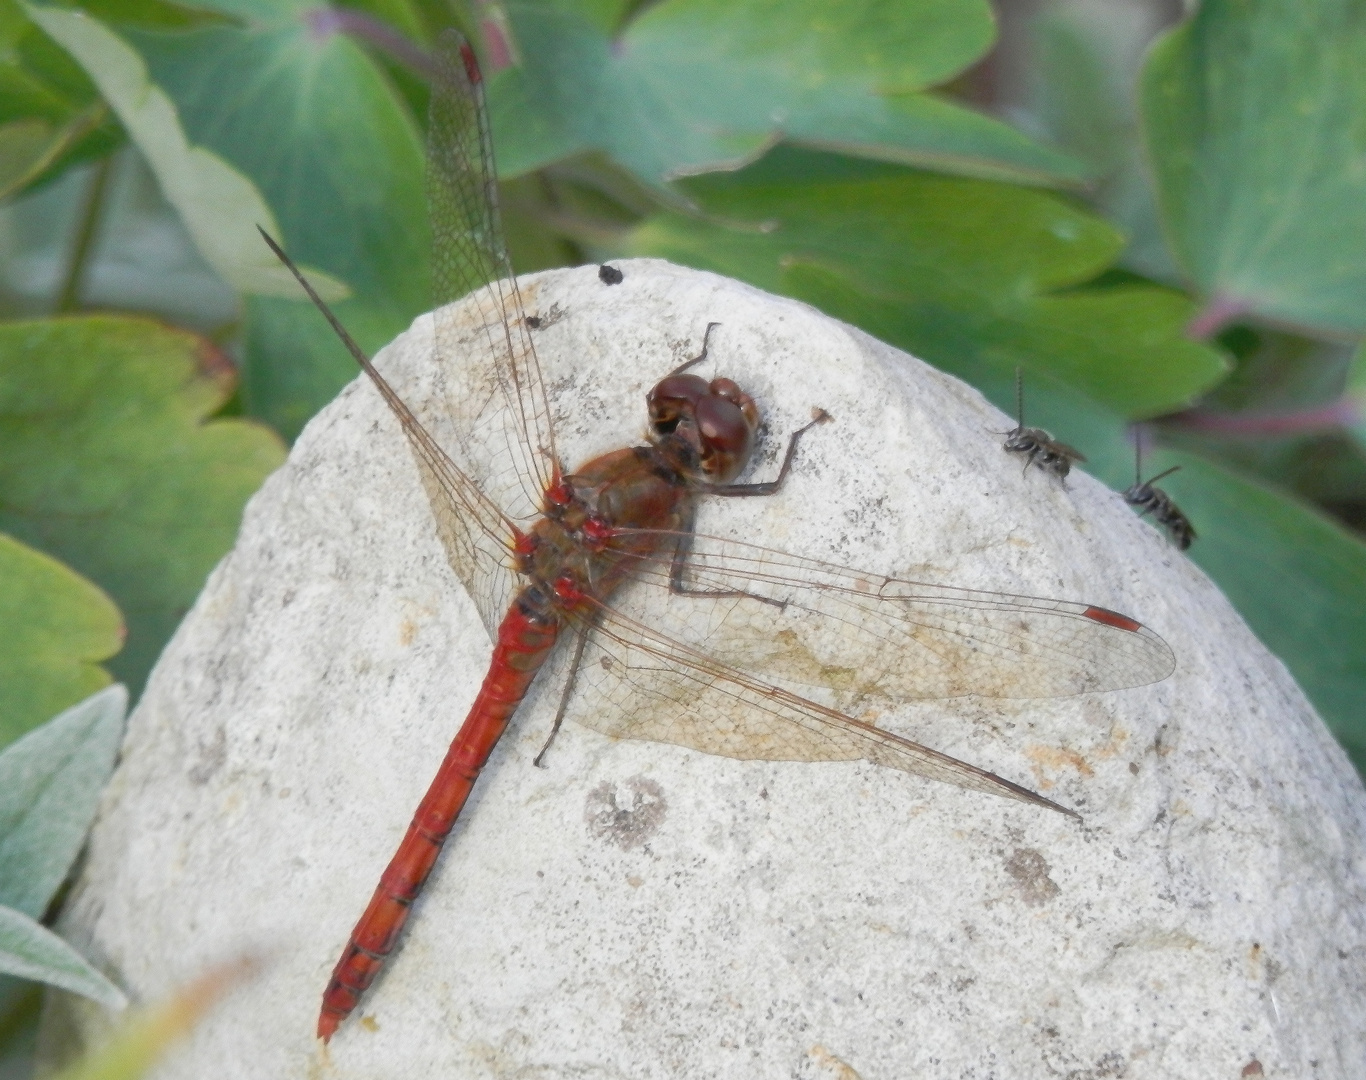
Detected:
[
  {"left": 0, "top": 316, "right": 285, "bottom": 704},
  {"left": 1, "top": 0, "right": 1365, "bottom": 1068}
]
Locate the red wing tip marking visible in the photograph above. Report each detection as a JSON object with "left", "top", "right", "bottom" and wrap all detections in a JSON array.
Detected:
[
  {"left": 459, "top": 40, "right": 482, "bottom": 85},
  {"left": 1082, "top": 606, "right": 1143, "bottom": 633}
]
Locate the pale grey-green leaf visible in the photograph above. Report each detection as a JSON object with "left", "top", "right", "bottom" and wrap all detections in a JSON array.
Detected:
[
  {"left": 0, "top": 905, "right": 126, "bottom": 1008},
  {"left": 0, "top": 685, "right": 126, "bottom": 919}
]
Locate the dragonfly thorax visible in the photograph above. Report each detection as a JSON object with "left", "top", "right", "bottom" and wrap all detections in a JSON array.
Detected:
[{"left": 647, "top": 372, "right": 759, "bottom": 485}]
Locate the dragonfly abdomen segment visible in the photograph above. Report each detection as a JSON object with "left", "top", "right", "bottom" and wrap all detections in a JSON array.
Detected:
[{"left": 317, "top": 598, "right": 560, "bottom": 1041}]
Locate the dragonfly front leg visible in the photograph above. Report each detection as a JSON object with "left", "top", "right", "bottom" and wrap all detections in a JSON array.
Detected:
[
  {"left": 668, "top": 321, "right": 721, "bottom": 376},
  {"left": 666, "top": 510, "right": 787, "bottom": 608},
  {"left": 668, "top": 409, "right": 828, "bottom": 605},
  {"left": 710, "top": 408, "right": 830, "bottom": 497}
]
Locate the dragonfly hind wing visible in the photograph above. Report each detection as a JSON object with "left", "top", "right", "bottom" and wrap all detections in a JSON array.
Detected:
[
  {"left": 565, "top": 605, "right": 1077, "bottom": 817},
  {"left": 406, "top": 434, "right": 522, "bottom": 639}
]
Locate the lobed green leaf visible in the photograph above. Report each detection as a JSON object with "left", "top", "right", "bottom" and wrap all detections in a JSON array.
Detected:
[
  {"left": 25, "top": 3, "right": 349, "bottom": 300},
  {"left": 0, "top": 535, "right": 121, "bottom": 749},
  {"left": 0, "top": 316, "right": 285, "bottom": 697},
  {"left": 1142, "top": 0, "right": 1366, "bottom": 334},
  {"left": 118, "top": 9, "right": 430, "bottom": 436},
  {"left": 490, "top": 0, "right": 1089, "bottom": 189}
]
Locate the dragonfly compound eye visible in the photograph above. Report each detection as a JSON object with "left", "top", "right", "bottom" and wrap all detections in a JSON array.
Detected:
[
  {"left": 708, "top": 377, "right": 759, "bottom": 430},
  {"left": 694, "top": 394, "right": 757, "bottom": 483},
  {"left": 647, "top": 374, "right": 710, "bottom": 435}
]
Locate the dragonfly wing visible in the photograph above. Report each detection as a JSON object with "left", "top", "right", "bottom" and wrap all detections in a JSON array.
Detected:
[
  {"left": 427, "top": 30, "right": 558, "bottom": 525},
  {"left": 404, "top": 424, "right": 522, "bottom": 638},
  {"left": 565, "top": 605, "right": 1075, "bottom": 816},
  {"left": 602, "top": 530, "right": 1175, "bottom": 701},
  {"left": 255, "top": 219, "right": 521, "bottom": 638}
]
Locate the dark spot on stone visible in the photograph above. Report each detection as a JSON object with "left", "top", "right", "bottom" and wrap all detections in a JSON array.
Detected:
[
  {"left": 1128, "top": 761, "right": 1140, "bottom": 774},
  {"left": 598, "top": 264, "right": 623, "bottom": 285},
  {"left": 188, "top": 726, "right": 227, "bottom": 785},
  {"left": 585, "top": 775, "right": 666, "bottom": 850},
  {"left": 1241, "top": 1060, "right": 1264, "bottom": 1078},
  {"left": 1004, "top": 847, "right": 1060, "bottom": 907}
]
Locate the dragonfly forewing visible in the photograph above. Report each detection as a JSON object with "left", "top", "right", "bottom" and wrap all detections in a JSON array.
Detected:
[
  {"left": 428, "top": 30, "right": 559, "bottom": 525},
  {"left": 597, "top": 530, "right": 1176, "bottom": 701}
]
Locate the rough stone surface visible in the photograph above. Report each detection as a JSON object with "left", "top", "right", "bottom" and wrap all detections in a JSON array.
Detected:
[{"left": 46, "top": 261, "right": 1366, "bottom": 1079}]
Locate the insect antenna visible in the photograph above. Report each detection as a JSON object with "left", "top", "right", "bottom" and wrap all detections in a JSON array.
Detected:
[
  {"left": 1132, "top": 428, "right": 1182, "bottom": 487},
  {"left": 1014, "top": 365, "right": 1024, "bottom": 428}
]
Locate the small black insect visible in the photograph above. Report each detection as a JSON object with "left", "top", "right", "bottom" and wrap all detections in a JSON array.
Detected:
[
  {"left": 524, "top": 303, "right": 565, "bottom": 331},
  {"left": 1001, "top": 368, "right": 1085, "bottom": 480},
  {"left": 1123, "top": 439, "right": 1195, "bottom": 550},
  {"left": 598, "top": 264, "right": 624, "bottom": 285}
]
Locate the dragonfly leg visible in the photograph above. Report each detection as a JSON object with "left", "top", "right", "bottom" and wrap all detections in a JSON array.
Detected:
[
  {"left": 711, "top": 408, "right": 830, "bottom": 497},
  {"left": 664, "top": 505, "right": 786, "bottom": 608},
  {"left": 534, "top": 616, "right": 595, "bottom": 767},
  {"left": 668, "top": 321, "right": 721, "bottom": 376}
]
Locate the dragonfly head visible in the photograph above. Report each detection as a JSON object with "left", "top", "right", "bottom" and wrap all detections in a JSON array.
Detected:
[{"left": 647, "top": 372, "right": 759, "bottom": 484}]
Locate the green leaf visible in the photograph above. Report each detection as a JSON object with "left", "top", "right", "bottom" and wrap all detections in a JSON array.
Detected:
[
  {"left": 0, "top": 904, "right": 125, "bottom": 1009},
  {"left": 1142, "top": 0, "right": 1366, "bottom": 334},
  {"left": 0, "top": 102, "right": 106, "bottom": 201},
  {"left": 0, "top": 685, "right": 126, "bottom": 919},
  {"left": 24, "top": 2, "right": 349, "bottom": 301},
  {"left": 0, "top": 316, "right": 285, "bottom": 697},
  {"left": 628, "top": 158, "right": 1228, "bottom": 416},
  {"left": 1171, "top": 456, "right": 1366, "bottom": 770},
  {"left": 1019, "top": 6, "right": 1179, "bottom": 283},
  {"left": 121, "top": 12, "right": 429, "bottom": 436},
  {"left": 0, "top": 0, "right": 121, "bottom": 193},
  {"left": 0, "top": 535, "right": 121, "bottom": 749},
  {"left": 489, "top": 0, "right": 1089, "bottom": 188}
]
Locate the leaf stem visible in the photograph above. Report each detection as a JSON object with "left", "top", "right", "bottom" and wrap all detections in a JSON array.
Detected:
[
  {"left": 305, "top": 7, "right": 438, "bottom": 81},
  {"left": 55, "top": 152, "right": 115, "bottom": 314}
]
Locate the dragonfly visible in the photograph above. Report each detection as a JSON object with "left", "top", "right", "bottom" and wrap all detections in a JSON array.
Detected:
[
  {"left": 261, "top": 29, "right": 1176, "bottom": 1044},
  {"left": 1001, "top": 367, "right": 1086, "bottom": 480}
]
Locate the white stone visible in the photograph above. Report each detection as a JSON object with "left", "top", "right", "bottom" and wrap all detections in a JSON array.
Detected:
[{"left": 46, "top": 261, "right": 1366, "bottom": 1078}]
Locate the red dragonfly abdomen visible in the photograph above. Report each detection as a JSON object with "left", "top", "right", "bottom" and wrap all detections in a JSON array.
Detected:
[{"left": 317, "top": 599, "right": 560, "bottom": 1041}]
